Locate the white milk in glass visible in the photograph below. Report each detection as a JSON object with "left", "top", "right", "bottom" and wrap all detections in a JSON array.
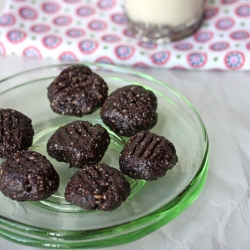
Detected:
[{"left": 124, "top": 0, "right": 205, "bottom": 43}]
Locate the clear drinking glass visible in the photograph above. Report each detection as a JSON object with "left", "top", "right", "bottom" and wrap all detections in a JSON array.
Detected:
[{"left": 124, "top": 0, "right": 205, "bottom": 44}]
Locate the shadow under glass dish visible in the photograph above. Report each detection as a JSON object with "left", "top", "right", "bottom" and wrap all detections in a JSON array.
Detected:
[{"left": 0, "top": 63, "right": 209, "bottom": 248}]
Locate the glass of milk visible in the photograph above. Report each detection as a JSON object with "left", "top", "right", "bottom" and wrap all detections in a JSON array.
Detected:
[{"left": 124, "top": 0, "right": 205, "bottom": 43}]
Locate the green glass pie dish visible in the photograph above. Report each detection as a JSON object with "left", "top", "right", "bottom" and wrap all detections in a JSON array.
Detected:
[{"left": 0, "top": 63, "right": 209, "bottom": 249}]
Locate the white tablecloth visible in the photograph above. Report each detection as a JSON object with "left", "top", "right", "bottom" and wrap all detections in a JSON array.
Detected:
[{"left": 0, "top": 55, "right": 250, "bottom": 250}]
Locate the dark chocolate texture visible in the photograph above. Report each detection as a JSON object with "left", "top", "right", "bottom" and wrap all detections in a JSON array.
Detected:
[
  {"left": 100, "top": 85, "right": 158, "bottom": 137},
  {"left": 65, "top": 163, "right": 130, "bottom": 211},
  {"left": 0, "top": 151, "right": 59, "bottom": 201},
  {"left": 47, "top": 65, "right": 108, "bottom": 117},
  {"left": 119, "top": 130, "right": 178, "bottom": 181},
  {"left": 0, "top": 108, "right": 34, "bottom": 159},
  {"left": 47, "top": 121, "right": 110, "bottom": 168}
]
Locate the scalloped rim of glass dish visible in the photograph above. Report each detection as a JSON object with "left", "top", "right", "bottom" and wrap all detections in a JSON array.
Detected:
[{"left": 0, "top": 63, "right": 209, "bottom": 249}]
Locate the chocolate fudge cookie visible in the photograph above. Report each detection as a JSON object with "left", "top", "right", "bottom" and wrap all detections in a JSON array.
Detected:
[
  {"left": 119, "top": 130, "right": 178, "bottom": 181},
  {"left": 0, "top": 108, "right": 34, "bottom": 159},
  {"left": 0, "top": 151, "right": 59, "bottom": 201},
  {"left": 100, "top": 85, "right": 158, "bottom": 137},
  {"left": 47, "top": 65, "right": 108, "bottom": 117},
  {"left": 65, "top": 163, "right": 130, "bottom": 211},
  {"left": 47, "top": 121, "right": 110, "bottom": 168}
]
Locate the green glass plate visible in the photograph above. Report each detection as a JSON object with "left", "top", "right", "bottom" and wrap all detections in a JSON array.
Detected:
[{"left": 0, "top": 63, "right": 209, "bottom": 249}]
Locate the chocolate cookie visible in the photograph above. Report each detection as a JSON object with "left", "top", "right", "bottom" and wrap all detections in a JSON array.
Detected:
[
  {"left": 47, "top": 65, "right": 108, "bottom": 117},
  {"left": 65, "top": 163, "right": 130, "bottom": 211},
  {"left": 47, "top": 121, "right": 110, "bottom": 168},
  {"left": 0, "top": 151, "right": 59, "bottom": 201},
  {"left": 0, "top": 108, "right": 34, "bottom": 159},
  {"left": 100, "top": 85, "right": 158, "bottom": 137},
  {"left": 119, "top": 130, "right": 178, "bottom": 181}
]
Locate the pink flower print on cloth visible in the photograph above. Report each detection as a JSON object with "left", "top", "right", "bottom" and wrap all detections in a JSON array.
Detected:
[{"left": 0, "top": 0, "right": 250, "bottom": 70}]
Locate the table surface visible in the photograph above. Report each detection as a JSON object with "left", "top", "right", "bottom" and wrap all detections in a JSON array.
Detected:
[{"left": 0, "top": 55, "right": 250, "bottom": 250}]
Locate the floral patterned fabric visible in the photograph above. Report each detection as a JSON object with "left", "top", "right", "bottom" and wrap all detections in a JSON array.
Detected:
[{"left": 0, "top": 0, "right": 250, "bottom": 70}]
